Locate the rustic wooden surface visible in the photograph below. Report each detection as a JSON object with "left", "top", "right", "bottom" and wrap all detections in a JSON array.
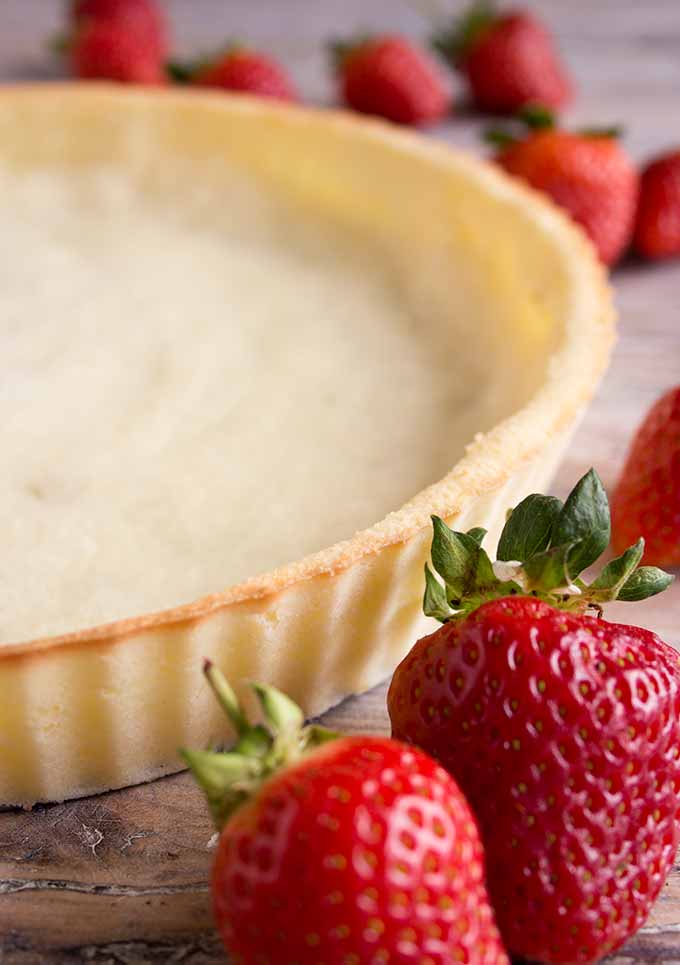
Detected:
[{"left": 1, "top": 1, "right": 680, "bottom": 961}]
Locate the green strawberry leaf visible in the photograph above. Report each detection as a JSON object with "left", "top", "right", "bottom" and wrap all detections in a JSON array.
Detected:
[
  {"left": 181, "top": 747, "right": 261, "bottom": 793},
  {"left": 519, "top": 103, "right": 556, "bottom": 130},
  {"left": 617, "top": 566, "right": 675, "bottom": 602},
  {"left": 458, "top": 579, "right": 526, "bottom": 616},
  {"left": 450, "top": 533, "right": 497, "bottom": 603},
  {"left": 497, "top": 494, "right": 563, "bottom": 562},
  {"left": 523, "top": 542, "right": 576, "bottom": 593},
  {"left": 461, "top": 544, "right": 499, "bottom": 607},
  {"left": 485, "top": 105, "right": 555, "bottom": 152},
  {"left": 166, "top": 60, "right": 195, "bottom": 83},
  {"left": 252, "top": 682, "right": 304, "bottom": 736},
  {"left": 423, "top": 468, "right": 672, "bottom": 622},
  {"left": 423, "top": 563, "right": 452, "bottom": 622},
  {"left": 466, "top": 527, "right": 487, "bottom": 546},
  {"left": 234, "top": 724, "right": 271, "bottom": 758},
  {"left": 483, "top": 128, "right": 519, "bottom": 149},
  {"left": 579, "top": 125, "right": 623, "bottom": 140},
  {"left": 587, "top": 539, "right": 644, "bottom": 601},
  {"left": 552, "top": 469, "right": 610, "bottom": 577},
  {"left": 431, "top": 0, "right": 495, "bottom": 64},
  {"left": 430, "top": 516, "right": 477, "bottom": 600},
  {"left": 430, "top": 517, "right": 499, "bottom": 607},
  {"left": 304, "top": 725, "right": 342, "bottom": 749}
]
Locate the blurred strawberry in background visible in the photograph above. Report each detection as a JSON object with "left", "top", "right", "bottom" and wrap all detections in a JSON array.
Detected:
[
  {"left": 612, "top": 384, "right": 680, "bottom": 568},
  {"left": 434, "top": 1, "right": 572, "bottom": 114},
  {"left": 333, "top": 34, "right": 450, "bottom": 126},
  {"left": 173, "top": 47, "right": 298, "bottom": 101},
  {"left": 67, "top": 0, "right": 167, "bottom": 82},
  {"left": 72, "top": 0, "right": 167, "bottom": 53},
  {"left": 490, "top": 108, "right": 638, "bottom": 265},
  {"left": 70, "top": 20, "right": 166, "bottom": 83},
  {"left": 52, "top": 0, "right": 680, "bottom": 279},
  {"left": 634, "top": 150, "right": 680, "bottom": 260}
]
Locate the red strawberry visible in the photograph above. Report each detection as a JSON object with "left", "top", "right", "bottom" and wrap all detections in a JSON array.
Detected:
[
  {"left": 186, "top": 48, "right": 297, "bottom": 102},
  {"left": 633, "top": 149, "right": 680, "bottom": 259},
  {"left": 388, "top": 470, "right": 677, "bottom": 963},
  {"left": 333, "top": 35, "right": 449, "bottom": 127},
  {"left": 491, "top": 109, "right": 638, "bottom": 265},
  {"left": 184, "top": 663, "right": 508, "bottom": 965},
  {"left": 434, "top": 3, "right": 572, "bottom": 113},
  {"left": 612, "top": 384, "right": 680, "bottom": 567},
  {"left": 71, "top": 19, "right": 166, "bottom": 83},
  {"left": 71, "top": 0, "right": 167, "bottom": 59}
]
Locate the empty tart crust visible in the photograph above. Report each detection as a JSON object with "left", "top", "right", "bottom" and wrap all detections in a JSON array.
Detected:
[{"left": 0, "top": 87, "right": 614, "bottom": 805}]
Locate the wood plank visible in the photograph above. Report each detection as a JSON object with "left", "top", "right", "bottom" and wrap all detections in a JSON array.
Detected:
[{"left": 1, "top": 0, "right": 679, "bottom": 960}]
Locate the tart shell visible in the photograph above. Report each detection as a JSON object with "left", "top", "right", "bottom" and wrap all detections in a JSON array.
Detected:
[{"left": 0, "top": 87, "right": 614, "bottom": 805}]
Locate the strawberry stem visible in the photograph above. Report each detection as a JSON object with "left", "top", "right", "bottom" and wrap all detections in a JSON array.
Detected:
[{"left": 204, "top": 659, "right": 249, "bottom": 737}]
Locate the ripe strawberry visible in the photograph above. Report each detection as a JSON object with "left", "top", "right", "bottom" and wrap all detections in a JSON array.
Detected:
[
  {"left": 388, "top": 470, "right": 677, "bottom": 963},
  {"left": 612, "top": 384, "right": 680, "bottom": 567},
  {"left": 633, "top": 149, "right": 680, "bottom": 259},
  {"left": 433, "top": 2, "right": 572, "bottom": 113},
  {"left": 184, "top": 662, "right": 508, "bottom": 965},
  {"left": 184, "top": 48, "right": 297, "bottom": 102},
  {"left": 332, "top": 35, "right": 449, "bottom": 127},
  {"left": 70, "top": 0, "right": 167, "bottom": 60},
  {"left": 71, "top": 19, "right": 166, "bottom": 83},
  {"left": 490, "top": 108, "right": 638, "bottom": 265}
]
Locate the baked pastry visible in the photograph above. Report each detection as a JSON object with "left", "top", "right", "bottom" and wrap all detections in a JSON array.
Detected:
[{"left": 0, "top": 87, "right": 613, "bottom": 805}]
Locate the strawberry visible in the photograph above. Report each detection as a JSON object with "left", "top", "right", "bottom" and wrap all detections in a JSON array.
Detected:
[
  {"left": 70, "top": 19, "right": 166, "bottom": 83},
  {"left": 183, "top": 662, "right": 509, "bottom": 965},
  {"left": 176, "top": 48, "right": 297, "bottom": 102},
  {"left": 388, "top": 469, "right": 677, "bottom": 963},
  {"left": 433, "top": 2, "right": 572, "bottom": 113},
  {"left": 332, "top": 35, "right": 449, "bottom": 127},
  {"left": 612, "top": 384, "right": 680, "bottom": 567},
  {"left": 69, "top": 0, "right": 167, "bottom": 61},
  {"left": 490, "top": 108, "right": 638, "bottom": 265},
  {"left": 633, "top": 149, "right": 680, "bottom": 259}
]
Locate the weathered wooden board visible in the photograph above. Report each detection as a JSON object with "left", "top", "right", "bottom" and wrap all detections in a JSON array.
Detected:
[{"left": 1, "top": 0, "right": 679, "bottom": 961}]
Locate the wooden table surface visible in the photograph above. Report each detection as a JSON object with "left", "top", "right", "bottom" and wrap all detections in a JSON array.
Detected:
[{"left": 1, "top": 1, "right": 679, "bottom": 962}]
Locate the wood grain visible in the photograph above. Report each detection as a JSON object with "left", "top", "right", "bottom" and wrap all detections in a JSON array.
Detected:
[{"left": 1, "top": 0, "right": 679, "bottom": 961}]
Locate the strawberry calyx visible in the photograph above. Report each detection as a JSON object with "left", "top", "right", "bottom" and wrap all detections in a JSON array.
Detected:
[
  {"left": 485, "top": 107, "right": 623, "bottom": 149},
  {"left": 166, "top": 43, "right": 243, "bottom": 83},
  {"left": 424, "top": 468, "right": 674, "bottom": 623},
  {"left": 49, "top": 31, "right": 72, "bottom": 55},
  {"left": 181, "top": 661, "right": 339, "bottom": 829},
  {"left": 578, "top": 125, "right": 623, "bottom": 139},
  {"left": 484, "top": 103, "right": 555, "bottom": 147},
  {"left": 431, "top": 1, "right": 496, "bottom": 66},
  {"left": 329, "top": 34, "right": 372, "bottom": 71},
  {"left": 166, "top": 58, "right": 199, "bottom": 83},
  {"left": 519, "top": 103, "right": 556, "bottom": 129}
]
